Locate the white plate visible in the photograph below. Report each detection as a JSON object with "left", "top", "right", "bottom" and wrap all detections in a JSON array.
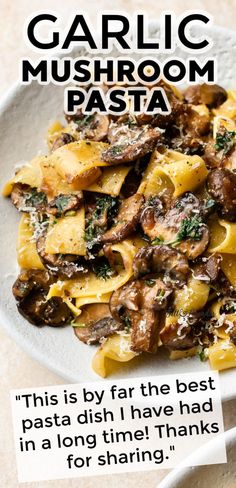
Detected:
[
  {"left": 158, "top": 427, "right": 236, "bottom": 488},
  {"left": 1, "top": 23, "right": 236, "bottom": 392}
]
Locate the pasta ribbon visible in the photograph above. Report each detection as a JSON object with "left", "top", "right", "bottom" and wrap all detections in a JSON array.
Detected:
[
  {"left": 45, "top": 207, "right": 86, "bottom": 255},
  {"left": 139, "top": 149, "right": 208, "bottom": 198},
  {"left": 173, "top": 276, "right": 210, "bottom": 313},
  {"left": 208, "top": 339, "right": 236, "bottom": 371},
  {"left": 47, "top": 239, "right": 136, "bottom": 301},
  {"left": 92, "top": 333, "right": 137, "bottom": 378},
  {"left": 17, "top": 214, "right": 44, "bottom": 269},
  {"left": 169, "top": 347, "right": 199, "bottom": 360},
  {"left": 2, "top": 156, "right": 43, "bottom": 197},
  {"left": 75, "top": 293, "right": 111, "bottom": 311},
  {"left": 221, "top": 254, "right": 236, "bottom": 287},
  {"left": 210, "top": 298, "right": 236, "bottom": 339},
  {"left": 47, "top": 141, "right": 109, "bottom": 184},
  {"left": 208, "top": 219, "right": 236, "bottom": 253},
  {"left": 213, "top": 91, "right": 236, "bottom": 120},
  {"left": 86, "top": 165, "right": 131, "bottom": 196},
  {"left": 40, "top": 158, "right": 101, "bottom": 198}
]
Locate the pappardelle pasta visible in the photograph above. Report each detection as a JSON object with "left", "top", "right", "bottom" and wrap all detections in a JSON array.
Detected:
[{"left": 3, "top": 81, "right": 236, "bottom": 377}]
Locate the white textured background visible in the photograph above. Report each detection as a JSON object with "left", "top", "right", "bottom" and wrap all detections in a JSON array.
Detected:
[{"left": 0, "top": 1, "right": 236, "bottom": 487}]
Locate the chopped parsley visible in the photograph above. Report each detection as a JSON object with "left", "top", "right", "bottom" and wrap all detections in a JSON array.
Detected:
[
  {"left": 215, "top": 130, "right": 236, "bottom": 154},
  {"left": 123, "top": 315, "right": 132, "bottom": 332},
  {"left": 92, "top": 258, "right": 114, "bottom": 280},
  {"left": 53, "top": 195, "right": 71, "bottom": 213},
  {"left": 145, "top": 279, "right": 156, "bottom": 287},
  {"left": 75, "top": 114, "right": 94, "bottom": 128},
  {"left": 110, "top": 144, "right": 126, "bottom": 155},
  {"left": 151, "top": 236, "right": 164, "bottom": 245},
  {"left": 152, "top": 216, "right": 204, "bottom": 247},
  {"left": 198, "top": 348, "right": 208, "bottom": 362},
  {"left": 174, "top": 215, "right": 203, "bottom": 242},
  {"left": 85, "top": 196, "right": 119, "bottom": 247},
  {"left": 25, "top": 189, "right": 47, "bottom": 208}
]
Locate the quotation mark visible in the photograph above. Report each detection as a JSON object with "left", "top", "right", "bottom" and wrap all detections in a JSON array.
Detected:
[
  {"left": 15, "top": 395, "right": 21, "bottom": 401},
  {"left": 170, "top": 445, "right": 175, "bottom": 451}
]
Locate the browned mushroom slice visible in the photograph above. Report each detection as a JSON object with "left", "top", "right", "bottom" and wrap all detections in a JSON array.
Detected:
[
  {"left": 141, "top": 193, "right": 210, "bottom": 260},
  {"left": 66, "top": 111, "right": 109, "bottom": 142},
  {"left": 46, "top": 192, "right": 83, "bottom": 217},
  {"left": 193, "top": 254, "right": 222, "bottom": 283},
  {"left": 184, "top": 84, "right": 227, "bottom": 108},
  {"left": 51, "top": 133, "right": 75, "bottom": 152},
  {"left": 187, "top": 108, "right": 210, "bottom": 136},
  {"left": 160, "top": 312, "right": 213, "bottom": 350},
  {"left": 203, "top": 139, "right": 223, "bottom": 169},
  {"left": 36, "top": 235, "right": 88, "bottom": 278},
  {"left": 12, "top": 269, "right": 72, "bottom": 326},
  {"left": 11, "top": 183, "right": 47, "bottom": 212},
  {"left": 102, "top": 124, "right": 162, "bottom": 164},
  {"left": 170, "top": 134, "right": 205, "bottom": 155},
  {"left": 110, "top": 277, "right": 173, "bottom": 353},
  {"left": 100, "top": 193, "right": 144, "bottom": 243},
  {"left": 207, "top": 168, "right": 236, "bottom": 221},
  {"left": 160, "top": 318, "right": 195, "bottom": 350},
  {"left": 130, "top": 310, "right": 161, "bottom": 353},
  {"left": 81, "top": 114, "right": 109, "bottom": 142},
  {"left": 74, "top": 304, "right": 123, "bottom": 344},
  {"left": 133, "top": 245, "right": 189, "bottom": 284}
]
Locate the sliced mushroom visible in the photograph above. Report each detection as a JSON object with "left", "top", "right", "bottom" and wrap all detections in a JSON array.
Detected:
[
  {"left": 66, "top": 111, "right": 109, "bottom": 142},
  {"left": 12, "top": 269, "right": 72, "bottom": 326},
  {"left": 170, "top": 134, "right": 205, "bottom": 155},
  {"left": 184, "top": 107, "right": 210, "bottom": 137},
  {"left": 100, "top": 193, "right": 144, "bottom": 243},
  {"left": 160, "top": 312, "right": 212, "bottom": 350},
  {"left": 74, "top": 304, "right": 122, "bottom": 344},
  {"left": 130, "top": 310, "right": 162, "bottom": 353},
  {"left": 11, "top": 184, "right": 47, "bottom": 212},
  {"left": 203, "top": 140, "right": 223, "bottom": 169},
  {"left": 133, "top": 245, "right": 189, "bottom": 284},
  {"left": 184, "top": 84, "right": 227, "bottom": 108},
  {"left": 207, "top": 168, "right": 236, "bottom": 221},
  {"left": 151, "top": 87, "right": 185, "bottom": 129},
  {"left": 46, "top": 192, "right": 83, "bottom": 217},
  {"left": 141, "top": 193, "right": 210, "bottom": 259},
  {"left": 160, "top": 317, "right": 194, "bottom": 350},
  {"left": 51, "top": 133, "right": 75, "bottom": 152},
  {"left": 102, "top": 124, "right": 162, "bottom": 164},
  {"left": 36, "top": 235, "right": 88, "bottom": 278},
  {"left": 110, "top": 277, "right": 173, "bottom": 353},
  {"left": 193, "top": 254, "right": 222, "bottom": 283}
]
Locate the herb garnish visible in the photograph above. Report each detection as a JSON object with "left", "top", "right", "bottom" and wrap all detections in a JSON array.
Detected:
[
  {"left": 53, "top": 195, "right": 71, "bottom": 214},
  {"left": 85, "top": 196, "right": 119, "bottom": 247},
  {"left": 151, "top": 236, "right": 164, "bottom": 245},
  {"left": 25, "top": 189, "right": 47, "bottom": 208},
  {"left": 215, "top": 130, "right": 236, "bottom": 154},
  {"left": 123, "top": 315, "right": 131, "bottom": 332},
  {"left": 151, "top": 216, "right": 204, "bottom": 247},
  {"left": 145, "top": 279, "right": 156, "bottom": 287},
  {"left": 75, "top": 114, "right": 94, "bottom": 128},
  {"left": 198, "top": 349, "right": 208, "bottom": 362},
  {"left": 110, "top": 144, "right": 126, "bottom": 155},
  {"left": 173, "top": 216, "right": 203, "bottom": 242},
  {"left": 92, "top": 258, "right": 114, "bottom": 280}
]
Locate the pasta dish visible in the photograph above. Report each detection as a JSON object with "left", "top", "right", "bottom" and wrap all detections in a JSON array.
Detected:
[{"left": 3, "top": 81, "right": 236, "bottom": 377}]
